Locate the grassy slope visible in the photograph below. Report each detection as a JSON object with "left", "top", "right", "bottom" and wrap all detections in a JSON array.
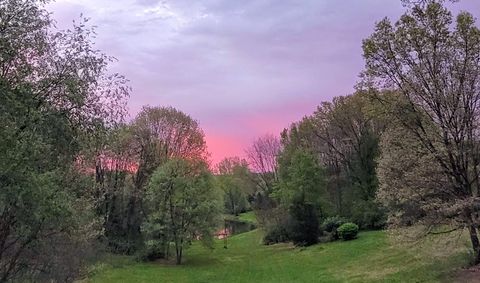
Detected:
[{"left": 90, "top": 229, "right": 471, "bottom": 283}]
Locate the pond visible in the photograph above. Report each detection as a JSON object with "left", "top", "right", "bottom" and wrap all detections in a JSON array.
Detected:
[{"left": 216, "top": 219, "right": 256, "bottom": 239}]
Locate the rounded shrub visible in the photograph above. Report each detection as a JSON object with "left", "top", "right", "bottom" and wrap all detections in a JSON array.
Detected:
[
  {"left": 337, "top": 222, "right": 359, "bottom": 241},
  {"left": 322, "top": 216, "right": 347, "bottom": 240},
  {"left": 322, "top": 216, "right": 347, "bottom": 233}
]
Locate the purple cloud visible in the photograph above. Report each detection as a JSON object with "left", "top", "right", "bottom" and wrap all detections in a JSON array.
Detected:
[{"left": 47, "top": 0, "right": 480, "bottom": 163}]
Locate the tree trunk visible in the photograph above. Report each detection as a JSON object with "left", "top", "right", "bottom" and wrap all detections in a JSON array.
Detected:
[
  {"left": 165, "top": 242, "right": 170, "bottom": 260},
  {"left": 468, "top": 225, "right": 480, "bottom": 265},
  {"left": 232, "top": 199, "right": 237, "bottom": 216},
  {"left": 175, "top": 246, "right": 182, "bottom": 265}
]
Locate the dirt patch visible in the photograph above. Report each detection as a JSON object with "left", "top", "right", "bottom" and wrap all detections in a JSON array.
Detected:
[{"left": 451, "top": 265, "right": 480, "bottom": 283}]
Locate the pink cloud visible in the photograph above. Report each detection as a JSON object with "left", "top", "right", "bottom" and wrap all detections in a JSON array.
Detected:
[{"left": 203, "top": 99, "right": 319, "bottom": 165}]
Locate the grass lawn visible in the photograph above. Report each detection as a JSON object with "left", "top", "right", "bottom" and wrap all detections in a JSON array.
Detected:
[
  {"left": 88, "top": 228, "right": 472, "bottom": 283},
  {"left": 237, "top": 211, "right": 257, "bottom": 224},
  {"left": 223, "top": 211, "right": 257, "bottom": 225}
]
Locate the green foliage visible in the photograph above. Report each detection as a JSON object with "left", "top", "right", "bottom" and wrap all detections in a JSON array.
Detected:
[
  {"left": 349, "top": 200, "right": 386, "bottom": 230},
  {"left": 142, "top": 158, "right": 221, "bottom": 264},
  {"left": 276, "top": 149, "right": 328, "bottom": 210},
  {"left": 136, "top": 240, "right": 168, "bottom": 262},
  {"left": 263, "top": 149, "right": 328, "bottom": 246},
  {"left": 323, "top": 216, "right": 348, "bottom": 233},
  {"left": 322, "top": 216, "right": 348, "bottom": 240},
  {"left": 289, "top": 200, "right": 320, "bottom": 246},
  {"left": 216, "top": 157, "right": 254, "bottom": 215},
  {"left": 364, "top": 0, "right": 480, "bottom": 263},
  {"left": 337, "top": 223, "right": 359, "bottom": 241},
  {"left": 276, "top": 93, "right": 386, "bottom": 233},
  {"left": 0, "top": 0, "right": 128, "bottom": 281},
  {"left": 113, "top": 106, "right": 210, "bottom": 252},
  {"left": 343, "top": 128, "right": 386, "bottom": 230},
  {"left": 263, "top": 224, "right": 291, "bottom": 245}
]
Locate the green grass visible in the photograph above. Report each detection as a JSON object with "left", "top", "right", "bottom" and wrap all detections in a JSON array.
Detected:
[
  {"left": 89, "top": 230, "right": 471, "bottom": 283},
  {"left": 237, "top": 211, "right": 257, "bottom": 224},
  {"left": 223, "top": 211, "right": 257, "bottom": 224}
]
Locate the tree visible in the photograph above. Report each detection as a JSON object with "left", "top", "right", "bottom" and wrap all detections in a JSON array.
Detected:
[
  {"left": 311, "top": 93, "right": 385, "bottom": 222},
  {"left": 401, "top": 0, "right": 458, "bottom": 7},
  {"left": 363, "top": 1, "right": 480, "bottom": 263},
  {"left": 377, "top": 123, "right": 446, "bottom": 227},
  {"left": 276, "top": 150, "right": 328, "bottom": 246},
  {"left": 120, "top": 106, "right": 208, "bottom": 251},
  {"left": 142, "top": 158, "right": 221, "bottom": 264},
  {"left": 0, "top": 0, "right": 129, "bottom": 280},
  {"left": 92, "top": 125, "right": 139, "bottom": 253},
  {"left": 216, "top": 157, "right": 254, "bottom": 215},
  {"left": 277, "top": 93, "right": 385, "bottom": 228},
  {"left": 346, "top": 129, "right": 385, "bottom": 229},
  {"left": 246, "top": 134, "right": 282, "bottom": 210}
]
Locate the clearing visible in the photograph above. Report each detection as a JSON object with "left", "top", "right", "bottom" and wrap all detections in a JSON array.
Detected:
[{"left": 88, "top": 227, "right": 473, "bottom": 282}]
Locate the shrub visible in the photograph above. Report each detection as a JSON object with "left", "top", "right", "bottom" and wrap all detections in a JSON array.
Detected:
[
  {"left": 261, "top": 207, "right": 292, "bottom": 245},
  {"left": 337, "top": 223, "right": 359, "bottom": 240},
  {"left": 263, "top": 225, "right": 291, "bottom": 245},
  {"left": 350, "top": 200, "right": 386, "bottom": 230},
  {"left": 136, "top": 240, "right": 166, "bottom": 261},
  {"left": 322, "top": 216, "right": 347, "bottom": 240}
]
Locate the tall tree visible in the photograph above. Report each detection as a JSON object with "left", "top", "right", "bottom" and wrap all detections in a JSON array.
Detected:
[
  {"left": 246, "top": 134, "right": 281, "bottom": 209},
  {"left": 143, "top": 158, "right": 221, "bottom": 264},
  {"left": 122, "top": 106, "right": 209, "bottom": 250},
  {"left": 0, "top": 0, "right": 129, "bottom": 280},
  {"left": 312, "top": 93, "right": 384, "bottom": 217},
  {"left": 280, "top": 92, "right": 385, "bottom": 228},
  {"left": 377, "top": 121, "right": 447, "bottom": 227},
  {"left": 276, "top": 149, "right": 328, "bottom": 246},
  {"left": 92, "top": 125, "right": 138, "bottom": 253},
  {"left": 363, "top": 1, "right": 480, "bottom": 263}
]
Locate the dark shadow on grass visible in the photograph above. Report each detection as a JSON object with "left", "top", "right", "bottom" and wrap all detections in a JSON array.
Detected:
[{"left": 181, "top": 256, "right": 223, "bottom": 267}]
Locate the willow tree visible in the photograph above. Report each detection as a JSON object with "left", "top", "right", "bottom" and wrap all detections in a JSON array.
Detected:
[{"left": 363, "top": 1, "right": 480, "bottom": 263}]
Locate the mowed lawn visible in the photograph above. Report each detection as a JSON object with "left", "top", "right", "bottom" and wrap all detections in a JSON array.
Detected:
[
  {"left": 89, "top": 229, "right": 471, "bottom": 283},
  {"left": 236, "top": 211, "right": 257, "bottom": 224}
]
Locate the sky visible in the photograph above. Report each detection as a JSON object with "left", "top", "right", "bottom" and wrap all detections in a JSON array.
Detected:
[{"left": 46, "top": 0, "right": 480, "bottom": 164}]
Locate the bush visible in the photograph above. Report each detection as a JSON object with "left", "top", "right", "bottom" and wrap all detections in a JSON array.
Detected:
[
  {"left": 136, "top": 240, "right": 166, "bottom": 261},
  {"left": 322, "top": 216, "right": 347, "bottom": 240},
  {"left": 261, "top": 207, "right": 292, "bottom": 245},
  {"left": 263, "top": 225, "right": 291, "bottom": 245},
  {"left": 350, "top": 200, "right": 386, "bottom": 230},
  {"left": 337, "top": 223, "right": 359, "bottom": 240}
]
